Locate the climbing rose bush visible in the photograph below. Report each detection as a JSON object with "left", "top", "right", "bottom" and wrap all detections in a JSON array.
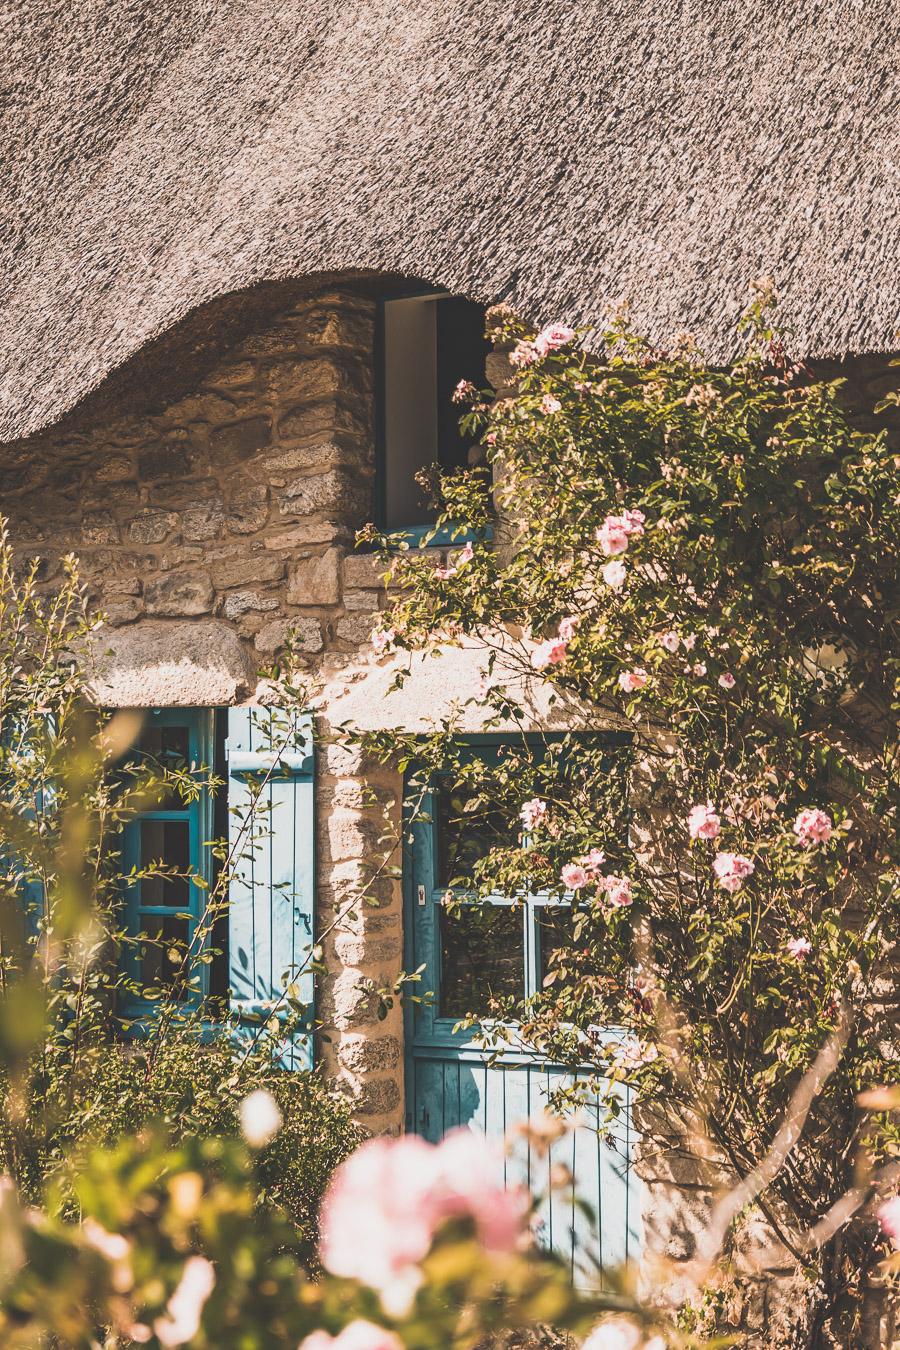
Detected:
[{"left": 357, "top": 285, "right": 900, "bottom": 1344}]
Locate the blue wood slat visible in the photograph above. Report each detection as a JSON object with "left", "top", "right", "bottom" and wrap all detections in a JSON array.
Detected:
[{"left": 227, "top": 707, "right": 314, "bottom": 1070}]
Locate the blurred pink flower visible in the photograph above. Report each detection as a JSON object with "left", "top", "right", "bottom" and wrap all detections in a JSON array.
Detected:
[
  {"left": 458, "top": 542, "right": 474, "bottom": 564},
  {"left": 320, "top": 1131, "right": 526, "bottom": 1309},
  {"left": 534, "top": 324, "right": 576, "bottom": 356},
  {"left": 718, "top": 672, "right": 736, "bottom": 689},
  {"left": 602, "top": 560, "right": 627, "bottom": 589},
  {"left": 794, "top": 808, "right": 833, "bottom": 846},
  {"left": 712, "top": 852, "right": 755, "bottom": 893},
  {"left": 657, "top": 631, "right": 680, "bottom": 653},
  {"left": 154, "top": 1257, "right": 216, "bottom": 1349},
  {"left": 682, "top": 633, "right": 697, "bottom": 651},
  {"left": 300, "top": 1322, "right": 405, "bottom": 1350},
  {"left": 520, "top": 799, "right": 548, "bottom": 830},
  {"left": 582, "top": 1321, "right": 643, "bottom": 1350},
  {"left": 786, "top": 936, "right": 812, "bottom": 959},
  {"left": 558, "top": 615, "right": 579, "bottom": 642},
  {"left": 688, "top": 802, "right": 720, "bottom": 840},
  {"left": 878, "top": 1195, "right": 900, "bottom": 1248},
  {"left": 561, "top": 863, "right": 589, "bottom": 890},
  {"left": 618, "top": 669, "right": 648, "bottom": 693},
  {"left": 692, "top": 662, "right": 707, "bottom": 678}
]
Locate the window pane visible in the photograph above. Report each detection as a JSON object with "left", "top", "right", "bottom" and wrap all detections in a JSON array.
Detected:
[
  {"left": 383, "top": 297, "right": 438, "bottom": 528},
  {"left": 436, "top": 780, "right": 518, "bottom": 887},
  {"left": 440, "top": 903, "right": 524, "bottom": 1019},
  {"left": 139, "top": 913, "right": 190, "bottom": 996},
  {"left": 138, "top": 820, "right": 191, "bottom": 909},
  {"left": 382, "top": 294, "right": 488, "bottom": 529},
  {"left": 537, "top": 904, "right": 580, "bottom": 991},
  {"left": 139, "top": 723, "right": 190, "bottom": 764},
  {"left": 436, "top": 296, "right": 489, "bottom": 473}
]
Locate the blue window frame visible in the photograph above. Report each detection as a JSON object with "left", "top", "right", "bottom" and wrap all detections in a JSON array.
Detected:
[
  {"left": 375, "top": 290, "right": 492, "bottom": 547},
  {"left": 120, "top": 709, "right": 217, "bottom": 1016}
]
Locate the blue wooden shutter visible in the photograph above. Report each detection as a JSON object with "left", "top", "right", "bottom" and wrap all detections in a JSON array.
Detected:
[{"left": 226, "top": 707, "right": 315, "bottom": 1070}]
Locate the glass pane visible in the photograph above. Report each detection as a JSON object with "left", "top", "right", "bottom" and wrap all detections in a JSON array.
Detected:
[
  {"left": 139, "top": 723, "right": 190, "bottom": 764},
  {"left": 139, "top": 913, "right": 190, "bottom": 995},
  {"left": 436, "top": 780, "right": 518, "bottom": 887},
  {"left": 440, "top": 903, "right": 525, "bottom": 1019},
  {"left": 537, "top": 904, "right": 580, "bottom": 992},
  {"left": 132, "top": 722, "right": 192, "bottom": 809},
  {"left": 138, "top": 820, "right": 191, "bottom": 908}
]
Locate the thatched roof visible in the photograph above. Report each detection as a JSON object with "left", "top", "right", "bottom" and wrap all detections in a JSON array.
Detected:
[{"left": 3, "top": 1, "right": 900, "bottom": 442}]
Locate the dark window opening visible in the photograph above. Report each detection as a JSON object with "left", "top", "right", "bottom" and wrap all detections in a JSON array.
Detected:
[{"left": 381, "top": 294, "right": 490, "bottom": 531}]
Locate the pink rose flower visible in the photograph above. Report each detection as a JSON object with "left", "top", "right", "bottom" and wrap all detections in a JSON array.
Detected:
[
  {"left": 602, "top": 560, "right": 627, "bottom": 589},
  {"left": 372, "top": 626, "right": 396, "bottom": 654},
  {"left": 618, "top": 669, "right": 648, "bottom": 693},
  {"left": 558, "top": 615, "right": 579, "bottom": 642},
  {"left": 597, "top": 517, "right": 630, "bottom": 556},
  {"left": 435, "top": 566, "right": 454, "bottom": 580},
  {"left": 540, "top": 394, "right": 561, "bottom": 414},
  {"left": 682, "top": 633, "right": 697, "bottom": 651},
  {"left": 878, "top": 1195, "right": 900, "bottom": 1248},
  {"left": 531, "top": 637, "right": 568, "bottom": 669},
  {"left": 485, "top": 431, "right": 497, "bottom": 445},
  {"left": 621, "top": 509, "right": 646, "bottom": 537},
  {"left": 458, "top": 541, "right": 474, "bottom": 564},
  {"left": 718, "top": 672, "right": 736, "bottom": 689},
  {"left": 520, "top": 799, "right": 548, "bottom": 830},
  {"left": 534, "top": 324, "right": 576, "bottom": 356},
  {"left": 658, "top": 631, "right": 680, "bottom": 653},
  {"left": 692, "top": 663, "right": 707, "bottom": 678},
  {"left": 561, "top": 863, "right": 589, "bottom": 890},
  {"left": 510, "top": 341, "right": 537, "bottom": 367},
  {"left": 300, "top": 1322, "right": 405, "bottom": 1350},
  {"left": 687, "top": 802, "right": 721, "bottom": 840},
  {"left": 583, "top": 847, "right": 606, "bottom": 875},
  {"left": 712, "top": 852, "right": 755, "bottom": 893},
  {"left": 604, "top": 875, "right": 633, "bottom": 907},
  {"left": 452, "top": 379, "right": 473, "bottom": 404},
  {"left": 786, "top": 936, "right": 812, "bottom": 959},
  {"left": 794, "top": 808, "right": 833, "bottom": 846}
]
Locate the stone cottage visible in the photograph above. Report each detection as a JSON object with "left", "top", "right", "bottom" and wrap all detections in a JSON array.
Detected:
[{"left": 4, "top": 0, "right": 900, "bottom": 1339}]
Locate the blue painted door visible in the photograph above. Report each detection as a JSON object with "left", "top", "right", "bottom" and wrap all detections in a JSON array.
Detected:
[{"left": 404, "top": 778, "right": 641, "bottom": 1284}]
